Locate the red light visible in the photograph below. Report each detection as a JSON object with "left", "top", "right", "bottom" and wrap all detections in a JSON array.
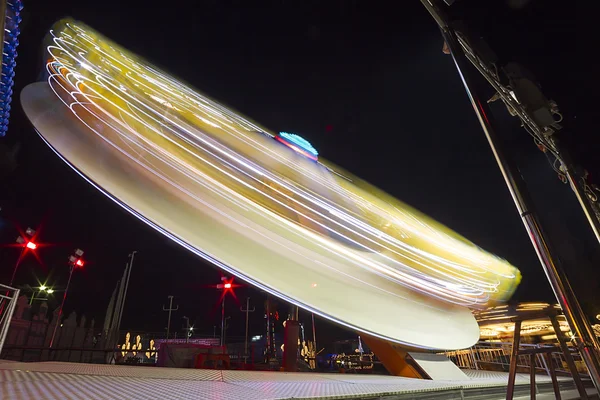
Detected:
[
  {"left": 26, "top": 241, "right": 37, "bottom": 250},
  {"left": 224, "top": 283, "right": 232, "bottom": 289},
  {"left": 75, "top": 259, "right": 84, "bottom": 267}
]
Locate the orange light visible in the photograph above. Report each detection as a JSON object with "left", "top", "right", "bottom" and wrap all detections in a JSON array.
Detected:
[
  {"left": 224, "top": 283, "right": 232, "bottom": 289},
  {"left": 75, "top": 259, "right": 84, "bottom": 267},
  {"left": 26, "top": 241, "right": 37, "bottom": 250}
]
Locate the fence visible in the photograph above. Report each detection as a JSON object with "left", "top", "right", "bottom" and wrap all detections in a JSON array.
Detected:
[
  {"left": 0, "top": 295, "right": 280, "bottom": 368},
  {"left": 444, "top": 341, "right": 589, "bottom": 376}
]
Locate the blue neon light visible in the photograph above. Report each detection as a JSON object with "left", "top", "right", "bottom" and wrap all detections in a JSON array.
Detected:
[
  {"left": 278, "top": 132, "right": 318, "bottom": 158},
  {"left": 0, "top": 0, "right": 24, "bottom": 137}
]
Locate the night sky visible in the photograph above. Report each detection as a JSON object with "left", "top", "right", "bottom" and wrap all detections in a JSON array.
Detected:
[{"left": 0, "top": 0, "right": 588, "bottom": 349}]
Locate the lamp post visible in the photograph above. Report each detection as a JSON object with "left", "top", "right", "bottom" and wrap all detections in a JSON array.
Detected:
[
  {"left": 216, "top": 277, "right": 232, "bottom": 347},
  {"left": 9, "top": 227, "right": 36, "bottom": 287},
  {"left": 49, "top": 249, "right": 84, "bottom": 348},
  {"left": 183, "top": 316, "right": 193, "bottom": 343},
  {"left": 0, "top": 228, "right": 36, "bottom": 314}
]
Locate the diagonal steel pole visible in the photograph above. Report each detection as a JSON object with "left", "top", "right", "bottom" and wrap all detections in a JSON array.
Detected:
[{"left": 419, "top": 0, "right": 600, "bottom": 391}]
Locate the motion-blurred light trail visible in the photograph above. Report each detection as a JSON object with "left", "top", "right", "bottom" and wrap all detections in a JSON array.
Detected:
[{"left": 21, "top": 19, "right": 521, "bottom": 350}]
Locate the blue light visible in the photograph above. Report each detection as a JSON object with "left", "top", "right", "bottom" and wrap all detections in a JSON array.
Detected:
[
  {"left": 278, "top": 132, "right": 319, "bottom": 159},
  {"left": 0, "top": 0, "right": 23, "bottom": 137}
]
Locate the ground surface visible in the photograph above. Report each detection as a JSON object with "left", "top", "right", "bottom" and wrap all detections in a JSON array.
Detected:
[{"left": 1, "top": 360, "right": 596, "bottom": 399}]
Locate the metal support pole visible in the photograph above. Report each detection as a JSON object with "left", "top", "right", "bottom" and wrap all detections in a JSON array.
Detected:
[
  {"left": 419, "top": 0, "right": 600, "bottom": 392},
  {"left": 530, "top": 353, "right": 536, "bottom": 400},
  {"left": 220, "top": 295, "right": 225, "bottom": 346},
  {"left": 311, "top": 313, "right": 317, "bottom": 361},
  {"left": 49, "top": 265, "right": 74, "bottom": 348},
  {"left": 538, "top": 344, "right": 551, "bottom": 376},
  {"left": 240, "top": 297, "right": 255, "bottom": 363},
  {"left": 0, "top": 286, "right": 19, "bottom": 355},
  {"left": 116, "top": 251, "right": 136, "bottom": 339},
  {"left": 8, "top": 246, "right": 25, "bottom": 287},
  {"left": 506, "top": 320, "right": 522, "bottom": 400},
  {"left": 552, "top": 141, "right": 600, "bottom": 245},
  {"left": 544, "top": 352, "right": 562, "bottom": 400},
  {"left": 0, "top": 247, "right": 26, "bottom": 316},
  {"left": 183, "top": 316, "right": 190, "bottom": 343},
  {"left": 244, "top": 299, "right": 249, "bottom": 357},
  {"left": 550, "top": 316, "right": 588, "bottom": 399}
]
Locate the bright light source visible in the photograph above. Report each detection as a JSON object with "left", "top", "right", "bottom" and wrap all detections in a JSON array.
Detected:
[
  {"left": 46, "top": 289, "right": 54, "bottom": 294},
  {"left": 224, "top": 283, "right": 232, "bottom": 289},
  {"left": 40, "top": 285, "right": 47, "bottom": 291},
  {"left": 75, "top": 259, "right": 84, "bottom": 267},
  {"left": 26, "top": 241, "right": 37, "bottom": 250}
]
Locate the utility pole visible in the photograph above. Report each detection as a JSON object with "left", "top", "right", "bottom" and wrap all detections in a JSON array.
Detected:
[
  {"left": 162, "top": 295, "right": 178, "bottom": 340},
  {"left": 240, "top": 297, "right": 255, "bottom": 363},
  {"left": 221, "top": 295, "right": 225, "bottom": 346}
]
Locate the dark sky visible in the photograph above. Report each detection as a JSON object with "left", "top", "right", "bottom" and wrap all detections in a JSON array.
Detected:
[{"left": 0, "top": 0, "right": 588, "bottom": 349}]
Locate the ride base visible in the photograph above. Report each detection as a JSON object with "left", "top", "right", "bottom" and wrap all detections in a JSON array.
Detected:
[{"left": 0, "top": 360, "right": 596, "bottom": 399}]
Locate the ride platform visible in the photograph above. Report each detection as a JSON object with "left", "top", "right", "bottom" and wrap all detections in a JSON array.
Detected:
[{"left": 0, "top": 360, "right": 596, "bottom": 399}]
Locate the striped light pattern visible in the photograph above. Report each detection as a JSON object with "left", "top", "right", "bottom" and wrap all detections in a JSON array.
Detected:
[{"left": 28, "top": 19, "right": 522, "bottom": 348}]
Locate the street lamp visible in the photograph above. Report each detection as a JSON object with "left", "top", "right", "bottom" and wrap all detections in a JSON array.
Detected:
[
  {"left": 9, "top": 227, "right": 36, "bottom": 286},
  {"left": 216, "top": 277, "right": 237, "bottom": 347},
  {"left": 0, "top": 228, "right": 37, "bottom": 314},
  {"left": 29, "top": 284, "right": 54, "bottom": 305},
  {"left": 49, "top": 248, "right": 84, "bottom": 348}
]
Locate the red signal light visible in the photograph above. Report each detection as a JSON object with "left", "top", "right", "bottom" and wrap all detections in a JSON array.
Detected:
[
  {"left": 75, "top": 259, "right": 84, "bottom": 267},
  {"left": 224, "top": 283, "right": 232, "bottom": 289},
  {"left": 26, "top": 241, "right": 37, "bottom": 250}
]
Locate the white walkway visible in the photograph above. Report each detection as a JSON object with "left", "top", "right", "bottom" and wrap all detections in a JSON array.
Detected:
[{"left": 0, "top": 360, "right": 591, "bottom": 399}]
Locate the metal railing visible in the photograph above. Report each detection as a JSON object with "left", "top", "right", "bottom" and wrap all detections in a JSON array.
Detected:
[
  {"left": 444, "top": 342, "right": 589, "bottom": 377},
  {"left": 0, "top": 283, "right": 20, "bottom": 355}
]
